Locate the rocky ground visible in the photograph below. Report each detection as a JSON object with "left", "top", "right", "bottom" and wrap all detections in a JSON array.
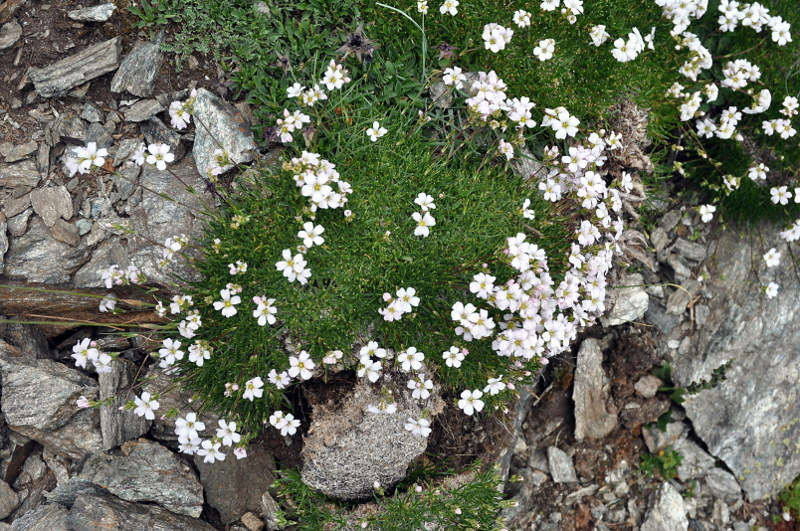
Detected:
[{"left": 1, "top": 1, "right": 799, "bottom": 530}]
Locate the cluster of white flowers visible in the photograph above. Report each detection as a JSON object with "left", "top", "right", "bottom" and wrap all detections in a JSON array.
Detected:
[
  {"left": 482, "top": 23, "right": 513, "bottom": 53},
  {"left": 411, "top": 192, "right": 437, "bottom": 237},
  {"left": 717, "top": 0, "right": 792, "bottom": 44},
  {"left": 159, "top": 234, "right": 188, "bottom": 267},
  {"left": 541, "top": 106, "right": 580, "bottom": 139},
  {"left": 100, "top": 264, "right": 145, "bottom": 289},
  {"left": 655, "top": 0, "right": 707, "bottom": 33},
  {"left": 533, "top": 39, "right": 555, "bottom": 62},
  {"left": 71, "top": 338, "right": 114, "bottom": 373},
  {"left": 675, "top": 32, "right": 712, "bottom": 81},
  {"left": 287, "top": 150, "right": 352, "bottom": 212},
  {"left": 378, "top": 287, "right": 420, "bottom": 322},
  {"left": 512, "top": 9, "right": 531, "bottom": 27},
  {"left": 275, "top": 108, "right": 311, "bottom": 144},
  {"left": 610, "top": 27, "right": 649, "bottom": 63}
]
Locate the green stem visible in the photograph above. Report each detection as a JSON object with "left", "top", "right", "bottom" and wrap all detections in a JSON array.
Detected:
[{"left": 376, "top": 3, "right": 427, "bottom": 83}]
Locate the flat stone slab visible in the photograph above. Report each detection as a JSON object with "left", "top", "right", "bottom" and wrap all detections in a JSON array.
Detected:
[{"left": 29, "top": 37, "right": 121, "bottom": 98}]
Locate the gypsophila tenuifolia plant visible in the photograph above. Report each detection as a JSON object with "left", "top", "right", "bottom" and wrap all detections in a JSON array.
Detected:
[{"left": 274, "top": 462, "right": 512, "bottom": 530}]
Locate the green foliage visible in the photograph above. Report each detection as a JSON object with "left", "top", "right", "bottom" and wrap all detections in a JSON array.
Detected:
[
  {"left": 640, "top": 447, "right": 683, "bottom": 480},
  {"left": 653, "top": 362, "right": 686, "bottom": 405},
  {"left": 273, "top": 463, "right": 509, "bottom": 530},
  {"left": 779, "top": 474, "right": 800, "bottom": 519},
  {"left": 126, "top": 0, "right": 180, "bottom": 33}
]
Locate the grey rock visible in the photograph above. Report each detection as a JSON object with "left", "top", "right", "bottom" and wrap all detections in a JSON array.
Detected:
[
  {"left": 30, "top": 186, "right": 73, "bottom": 227},
  {"left": 192, "top": 88, "right": 256, "bottom": 178},
  {"left": 671, "top": 238, "right": 707, "bottom": 262},
  {"left": 510, "top": 146, "right": 545, "bottom": 182},
  {"left": 429, "top": 78, "right": 454, "bottom": 109},
  {"left": 673, "top": 223, "right": 800, "bottom": 499},
  {"left": 666, "top": 279, "right": 700, "bottom": 315},
  {"left": 67, "top": 3, "right": 116, "bottom": 22},
  {"left": 194, "top": 438, "right": 275, "bottom": 524},
  {"left": 0, "top": 160, "right": 40, "bottom": 188},
  {"left": 68, "top": 493, "right": 215, "bottom": 531},
  {"left": 694, "top": 304, "right": 709, "bottom": 326},
  {"left": 673, "top": 438, "right": 715, "bottom": 482},
  {"left": 0, "top": 20, "right": 21, "bottom": 51},
  {"left": 111, "top": 138, "right": 143, "bottom": 167},
  {"left": 643, "top": 422, "right": 684, "bottom": 453},
  {"left": 658, "top": 210, "right": 682, "bottom": 233},
  {"left": 80, "top": 103, "right": 102, "bottom": 123},
  {"left": 301, "top": 372, "right": 444, "bottom": 500},
  {"left": 650, "top": 226, "right": 669, "bottom": 253},
  {"left": 0, "top": 214, "right": 6, "bottom": 274},
  {"left": 0, "top": 320, "right": 53, "bottom": 360},
  {"left": 113, "top": 162, "right": 141, "bottom": 200},
  {"left": 49, "top": 220, "right": 81, "bottom": 247},
  {"left": 75, "top": 219, "right": 92, "bottom": 236},
  {"left": 85, "top": 122, "right": 113, "bottom": 148},
  {"left": 547, "top": 447, "right": 578, "bottom": 484},
  {"left": 49, "top": 439, "right": 203, "bottom": 517},
  {"left": 704, "top": 468, "right": 741, "bottom": 504},
  {"left": 645, "top": 299, "right": 681, "bottom": 335},
  {"left": 664, "top": 252, "right": 692, "bottom": 281},
  {"left": 1, "top": 140, "right": 37, "bottom": 163},
  {"left": 110, "top": 38, "right": 163, "bottom": 98},
  {"left": 527, "top": 448, "right": 548, "bottom": 472},
  {"left": 573, "top": 339, "right": 617, "bottom": 441},
  {"left": 140, "top": 117, "right": 185, "bottom": 161},
  {"left": 641, "top": 482, "right": 688, "bottom": 531},
  {"left": 5, "top": 194, "right": 30, "bottom": 218},
  {"left": 99, "top": 359, "right": 150, "bottom": 450},
  {"left": 8, "top": 502, "right": 68, "bottom": 531},
  {"left": 634, "top": 375, "right": 663, "bottom": 399},
  {"left": 56, "top": 113, "right": 89, "bottom": 144},
  {"left": 241, "top": 512, "right": 265, "bottom": 531},
  {"left": 123, "top": 99, "right": 164, "bottom": 122},
  {"left": 261, "top": 491, "right": 281, "bottom": 531},
  {"left": 0, "top": 341, "right": 103, "bottom": 459},
  {"left": 29, "top": 37, "right": 122, "bottom": 98},
  {"left": 37, "top": 143, "right": 50, "bottom": 177},
  {"left": 7, "top": 208, "right": 31, "bottom": 237},
  {"left": 601, "top": 273, "right": 649, "bottom": 326},
  {"left": 0, "top": 479, "right": 19, "bottom": 519}
]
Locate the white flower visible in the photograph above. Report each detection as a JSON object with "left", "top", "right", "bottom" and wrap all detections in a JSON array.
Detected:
[
  {"left": 213, "top": 288, "right": 241, "bottom": 318},
  {"left": 145, "top": 143, "right": 175, "bottom": 171},
  {"left": 534, "top": 39, "right": 556, "bottom": 61},
  {"left": 398, "top": 347, "right": 424, "bottom": 372},
  {"left": 243, "top": 377, "right": 264, "bottom": 401},
  {"left": 404, "top": 417, "right": 432, "bottom": 437},
  {"left": 253, "top": 297, "right": 278, "bottom": 326},
  {"left": 484, "top": 377, "right": 506, "bottom": 396},
  {"left": 287, "top": 82, "right": 305, "bottom": 98},
  {"left": 175, "top": 412, "right": 205, "bottom": 439},
  {"left": 216, "top": 420, "right": 241, "bottom": 446},
  {"left": 417, "top": 0, "right": 429, "bottom": 14},
  {"left": 590, "top": 25, "right": 610, "bottom": 46},
  {"left": 457, "top": 389, "right": 484, "bottom": 416},
  {"left": 268, "top": 369, "right": 292, "bottom": 389},
  {"left": 442, "top": 66, "right": 466, "bottom": 89},
  {"left": 698, "top": 204, "right": 716, "bottom": 223},
  {"left": 770, "top": 186, "right": 791, "bottom": 205},
  {"left": 763, "top": 248, "right": 781, "bottom": 267},
  {"left": 765, "top": 282, "right": 779, "bottom": 299},
  {"left": 439, "top": 0, "right": 458, "bottom": 15},
  {"left": 360, "top": 341, "right": 387, "bottom": 359},
  {"left": 298, "top": 222, "right": 325, "bottom": 247},
  {"left": 169, "top": 100, "right": 191, "bottom": 130},
  {"left": 358, "top": 356, "right": 382, "bottom": 383},
  {"left": 288, "top": 350, "right": 315, "bottom": 380},
  {"left": 366, "top": 121, "right": 388, "bottom": 142},
  {"left": 133, "top": 392, "right": 159, "bottom": 420},
  {"left": 197, "top": 439, "right": 226, "bottom": 463},
  {"left": 412, "top": 211, "right": 436, "bottom": 237},
  {"left": 414, "top": 193, "right": 436, "bottom": 211},
  {"left": 513, "top": 9, "right": 531, "bottom": 27},
  {"left": 72, "top": 338, "right": 100, "bottom": 369},
  {"left": 188, "top": 341, "right": 211, "bottom": 366},
  {"left": 407, "top": 374, "right": 433, "bottom": 400},
  {"left": 92, "top": 352, "right": 113, "bottom": 373},
  {"left": 442, "top": 346, "right": 465, "bottom": 368},
  {"left": 76, "top": 395, "right": 92, "bottom": 408},
  {"left": 498, "top": 139, "right": 514, "bottom": 160}
]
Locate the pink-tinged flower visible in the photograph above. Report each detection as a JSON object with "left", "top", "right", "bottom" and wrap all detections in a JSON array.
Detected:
[{"left": 145, "top": 143, "right": 175, "bottom": 171}]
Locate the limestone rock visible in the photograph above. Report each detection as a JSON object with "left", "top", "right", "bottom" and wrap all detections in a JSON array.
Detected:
[
  {"left": 110, "top": 37, "right": 163, "bottom": 98},
  {"left": 0, "top": 213, "right": 6, "bottom": 275},
  {"left": 641, "top": 482, "right": 688, "bottom": 531},
  {"left": 0, "top": 19, "right": 21, "bottom": 51},
  {"left": 547, "top": 446, "right": 578, "bottom": 484},
  {"left": 3, "top": 216, "right": 84, "bottom": 284},
  {"left": 573, "top": 338, "right": 617, "bottom": 441},
  {"left": 98, "top": 359, "right": 150, "bottom": 450},
  {"left": 601, "top": 273, "right": 649, "bottom": 326},
  {"left": 193, "top": 437, "right": 276, "bottom": 524},
  {"left": 49, "top": 220, "right": 81, "bottom": 247},
  {"left": 30, "top": 186, "right": 72, "bottom": 228},
  {"left": 673, "top": 223, "right": 800, "bottom": 499},
  {"left": 123, "top": 99, "right": 164, "bottom": 122},
  {"left": 0, "top": 341, "right": 103, "bottom": 459},
  {"left": 29, "top": 38, "right": 122, "bottom": 98},
  {"left": 1, "top": 140, "right": 37, "bottom": 163},
  {"left": 67, "top": 493, "right": 215, "bottom": 531},
  {"left": 8, "top": 502, "right": 68, "bottom": 531},
  {"left": 634, "top": 375, "right": 663, "bottom": 399},
  {"left": 0, "top": 479, "right": 19, "bottom": 519},
  {"left": 301, "top": 372, "right": 444, "bottom": 500},
  {"left": 192, "top": 88, "right": 256, "bottom": 178},
  {"left": 0, "top": 160, "right": 40, "bottom": 188},
  {"left": 67, "top": 3, "right": 116, "bottom": 22},
  {"left": 48, "top": 438, "right": 203, "bottom": 517}
]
